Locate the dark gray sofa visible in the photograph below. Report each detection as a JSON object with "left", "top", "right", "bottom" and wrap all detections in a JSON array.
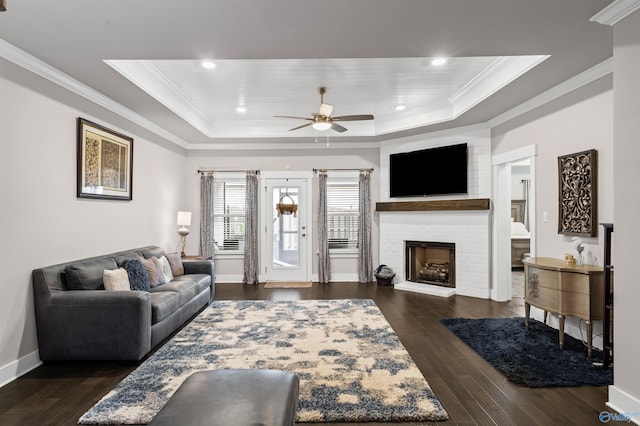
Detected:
[{"left": 32, "top": 245, "right": 215, "bottom": 362}]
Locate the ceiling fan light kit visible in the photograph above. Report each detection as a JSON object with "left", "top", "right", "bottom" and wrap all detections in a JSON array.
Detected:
[{"left": 274, "top": 86, "right": 374, "bottom": 133}]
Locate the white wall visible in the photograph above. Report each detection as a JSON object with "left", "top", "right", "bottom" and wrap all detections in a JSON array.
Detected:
[
  {"left": 184, "top": 148, "right": 379, "bottom": 282},
  {"left": 0, "top": 65, "right": 187, "bottom": 384},
  {"left": 610, "top": 9, "right": 640, "bottom": 417}
]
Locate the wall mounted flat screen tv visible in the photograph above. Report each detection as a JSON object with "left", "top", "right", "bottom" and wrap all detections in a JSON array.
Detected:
[{"left": 390, "top": 143, "right": 468, "bottom": 197}]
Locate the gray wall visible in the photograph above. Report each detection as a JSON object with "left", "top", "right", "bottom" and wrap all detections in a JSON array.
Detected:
[
  {"left": 0, "top": 60, "right": 188, "bottom": 376},
  {"left": 492, "top": 75, "right": 614, "bottom": 265},
  {"left": 612, "top": 8, "right": 640, "bottom": 411}
]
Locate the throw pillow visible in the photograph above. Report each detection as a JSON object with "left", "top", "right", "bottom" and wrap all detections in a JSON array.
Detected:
[
  {"left": 103, "top": 268, "right": 131, "bottom": 291},
  {"left": 120, "top": 259, "right": 151, "bottom": 291},
  {"left": 159, "top": 255, "right": 174, "bottom": 283},
  {"left": 165, "top": 252, "right": 184, "bottom": 276},
  {"left": 141, "top": 257, "right": 164, "bottom": 288}
]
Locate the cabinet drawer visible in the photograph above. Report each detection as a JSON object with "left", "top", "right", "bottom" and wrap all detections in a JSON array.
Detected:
[
  {"left": 561, "top": 273, "right": 593, "bottom": 295},
  {"left": 526, "top": 285, "right": 559, "bottom": 312},
  {"left": 561, "top": 291, "right": 590, "bottom": 318},
  {"left": 527, "top": 267, "right": 559, "bottom": 290}
]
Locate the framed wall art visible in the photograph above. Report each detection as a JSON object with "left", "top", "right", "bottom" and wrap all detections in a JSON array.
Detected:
[
  {"left": 77, "top": 118, "right": 133, "bottom": 200},
  {"left": 558, "top": 149, "right": 597, "bottom": 236}
]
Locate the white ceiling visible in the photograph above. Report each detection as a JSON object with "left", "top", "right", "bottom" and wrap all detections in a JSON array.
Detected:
[{"left": 0, "top": 0, "right": 614, "bottom": 147}]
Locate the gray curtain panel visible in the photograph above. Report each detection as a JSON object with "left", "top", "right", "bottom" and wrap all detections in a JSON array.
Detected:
[
  {"left": 243, "top": 171, "right": 259, "bottom": 284},
  {"left": 358, "top": 170, "right": 373, "bottom": 283},
  {"left": 199, "top": 174, "right": 214, "bottom": 257},
  {"left": 318, "top": 171, "right": 331, "bottom": 284}
]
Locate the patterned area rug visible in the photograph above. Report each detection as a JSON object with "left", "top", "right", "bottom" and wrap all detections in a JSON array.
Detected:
[{"left": 79, "top": 299, "right": 448, "bottom": 424}]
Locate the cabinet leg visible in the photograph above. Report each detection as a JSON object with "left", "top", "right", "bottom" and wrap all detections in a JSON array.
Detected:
[
  {"left": 525, "top": 303, "right": 530, "bottom": 329},
  {"left": 587, "top": 320, "right": 593, "bottom": 357},
  {"left": 558, "top": 315, "right": 565, "bottom": 350}
]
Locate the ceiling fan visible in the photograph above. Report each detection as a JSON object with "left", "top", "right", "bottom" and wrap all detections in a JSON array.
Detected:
[{"left": 274, "top": 86, "right": 374, "bottom": 133}]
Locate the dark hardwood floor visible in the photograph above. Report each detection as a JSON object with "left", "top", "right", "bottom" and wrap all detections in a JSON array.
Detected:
[{"left": 0, "top": 283, "right": 609, "bottom": 425}]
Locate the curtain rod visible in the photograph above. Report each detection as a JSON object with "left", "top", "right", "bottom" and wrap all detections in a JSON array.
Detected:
[
  {"left": 198, "top": 169, "right": 260, "bottom": 174},
  {"left": 313, "top": 168, "right": 374, "bottom": 173}
]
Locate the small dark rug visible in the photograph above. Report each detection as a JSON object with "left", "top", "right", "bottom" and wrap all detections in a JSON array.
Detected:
[{"left": 440, "top": 317, "right": 612, "bottom": 387}]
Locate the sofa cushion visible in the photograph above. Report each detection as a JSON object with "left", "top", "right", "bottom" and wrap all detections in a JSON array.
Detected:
[
  {"left": 141, "top": 257, "right": 167, "bottom": 288},
  {"left": 114, "top": 252, "right": 145, "bottom": 266},
  {"left": 140, "top": 246, "right": 166, "bottom": 260},
  {"left": 172, "top": 274, "right": 211, "bottom": 294},
  {"left": 149, "top": 292, "right": 181, "bottom": 323},
  {"left": 151, "top": 280, "right": 200, "bottom": 305},
  {"left": 103, "top": 268, "right": 131, "bottom": 291},
  {"left": 165, "top": 253, "right": 184, "bottom": 276},
  {"left": 65, "top": 258, "right": 118, "bottom": 290},
  {"left": 121, "top": 259, "right": 151, "bottom": 291}
]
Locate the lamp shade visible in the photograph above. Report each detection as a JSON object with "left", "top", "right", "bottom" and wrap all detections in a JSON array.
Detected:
[{"left": 177, "top": 211, "right": 192, "bottom": 227}]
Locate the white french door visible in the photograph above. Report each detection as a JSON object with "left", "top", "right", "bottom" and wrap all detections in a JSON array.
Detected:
[{"left": 262, "top": 174, "right": 312, "bottom": 282}]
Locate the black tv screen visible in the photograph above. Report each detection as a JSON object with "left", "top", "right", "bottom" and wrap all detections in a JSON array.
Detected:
[{"left": 390, "top": 143, "right": 468, "bottom": 197}]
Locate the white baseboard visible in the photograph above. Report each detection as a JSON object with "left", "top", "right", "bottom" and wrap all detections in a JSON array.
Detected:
[
  {"left": 0, "top": 350, "right": 42, "bottom": 388},
  {"left": 606, "top": 386, "right": 640, "bottom": 425},
  {"left": 214, "top": 274, "right": 245, "bottom": 283}
]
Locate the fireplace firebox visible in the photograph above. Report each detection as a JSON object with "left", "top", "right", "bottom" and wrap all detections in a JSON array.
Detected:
[{"left": 405, "top": 241, "right": 455, "bottom": 288}]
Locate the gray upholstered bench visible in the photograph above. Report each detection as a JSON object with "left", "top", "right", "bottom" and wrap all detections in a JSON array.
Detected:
[{"left": 149, "top": 369, "right": 300, "bottom": 426}]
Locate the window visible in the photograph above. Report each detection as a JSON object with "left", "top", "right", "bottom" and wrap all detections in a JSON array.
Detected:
[
  {"left": 327, "top": 177, "right": 359, "bottom": 252},
  {"left": 213, "top": 177, "right": 245, "bottom": 253}
]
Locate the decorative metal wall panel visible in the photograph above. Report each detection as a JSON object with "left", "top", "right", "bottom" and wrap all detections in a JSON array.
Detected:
[{"left": 558, "top": 149, "right": 597, "bottom": 236}]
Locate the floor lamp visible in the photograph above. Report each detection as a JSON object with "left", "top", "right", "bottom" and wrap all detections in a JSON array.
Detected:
[{"left": 177, "top": 211, "right": 192, "bottom": 258}]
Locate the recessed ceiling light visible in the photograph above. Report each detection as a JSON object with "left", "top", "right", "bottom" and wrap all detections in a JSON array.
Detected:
[
  {"left": 431, "top": 57, "right": 448, "bottom": 66},
  {"left": 236, "top": 106, "right": 247, "bottom": 113},
  {"left": 395, "top": 104, "right": 406, "bottom": 111},
  {"left": 201, "top": 61, "right": 216, "bottom": 69}
]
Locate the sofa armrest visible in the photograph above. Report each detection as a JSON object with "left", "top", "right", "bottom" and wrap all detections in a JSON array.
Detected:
[
  {"left": 35, "top": 290, "right": 152, "bottom": 361},
  {"left": 182, "top": 259, "right": 214, "bottom": 277}
]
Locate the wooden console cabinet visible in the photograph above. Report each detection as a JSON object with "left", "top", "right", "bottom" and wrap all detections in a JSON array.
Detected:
[{"left": 522, "top": 257, "right": 605, "bottom": 357}]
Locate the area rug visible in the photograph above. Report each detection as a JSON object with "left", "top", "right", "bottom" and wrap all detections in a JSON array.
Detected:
[
  {"left": 264, "top": 281, "right": 313, "bottom": 288},
  {"left": 440, "top": 317, "right": 612, "bottom": 387},
  {"left": 79, "top": 299, "right": 448, "bottom": 424}
]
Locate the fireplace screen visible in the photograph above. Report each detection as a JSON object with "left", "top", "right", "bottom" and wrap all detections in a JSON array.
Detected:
[{"left": 405, "top": 241, "right": 455, "bottom": 288}]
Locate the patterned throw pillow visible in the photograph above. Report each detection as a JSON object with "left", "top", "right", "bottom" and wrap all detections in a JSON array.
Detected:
[
  {"left": 103, "top": 268, "right": 131, "bottom": 291},
  {"left": 165, "top": 252, "right": 184, "bottom": 276},
  {"left": 120, "top": 259, "right": 151, "bottom": 291},
  {"left": 159, "top": 255, "right": 174, "bottom": 283}
]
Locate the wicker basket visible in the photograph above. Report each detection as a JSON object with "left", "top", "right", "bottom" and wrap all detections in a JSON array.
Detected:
[
  {"left": 375, "top": 274, "right": 395, "bottom": 286},
  {"left": 276, "top": 194, "right": 298, "bottom": 217}
]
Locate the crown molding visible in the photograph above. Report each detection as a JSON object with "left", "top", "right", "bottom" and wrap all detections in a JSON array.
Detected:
[
  {"left": 590, "top": 0, "right": 640, "bottom": 26},
  {"left": 487, "top": 57, "right": 613, "bottom": 128},
  {"left": 105, "top": 60, "right": 215, "bottom": 137},
  {"left": 0, "top": 39, "right": 190, "bottom": 149},
  {"left": 449, "top": 55, "right": 549, "bottom": 117}
]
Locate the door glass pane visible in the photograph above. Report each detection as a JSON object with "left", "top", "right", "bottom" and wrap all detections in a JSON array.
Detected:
[{"left": 273, "top": 187, "right": 299, "bottom": 268}]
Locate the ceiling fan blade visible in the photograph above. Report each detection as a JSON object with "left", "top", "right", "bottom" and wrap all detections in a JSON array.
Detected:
[
  {"left": 319, "top": 103, "right": 334, "bottom": 117},
  {"left": 289, "top": 122, "right": 313, "bottom": 131},
  {"left": 332, "top": 114, "right": 374, "bottom": 122},
  {"left": 330, "top": 123, "right": 348, "bottom": 133},
  {"left": 274, "top": 115, "right": 313, "bottom": 120}
]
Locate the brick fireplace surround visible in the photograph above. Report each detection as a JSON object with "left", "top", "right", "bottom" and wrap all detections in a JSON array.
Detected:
[{"left": 377, "top": 200, "right": 491, "bottom": 299}]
